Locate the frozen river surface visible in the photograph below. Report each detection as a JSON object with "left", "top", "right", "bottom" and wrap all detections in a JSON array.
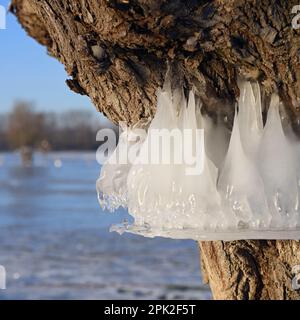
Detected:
[{"left": 0, "top": 152, "right": 210, "bottom": 300}]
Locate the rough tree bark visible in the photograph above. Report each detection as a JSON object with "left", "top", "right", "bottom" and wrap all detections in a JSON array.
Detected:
[{"left": 10, "top": 0, "right": 300, "bottom": 299}]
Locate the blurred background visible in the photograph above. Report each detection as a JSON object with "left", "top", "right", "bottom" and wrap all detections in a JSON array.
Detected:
[{"left": 0, "top": 0, "right": 210, "bottom": 299}]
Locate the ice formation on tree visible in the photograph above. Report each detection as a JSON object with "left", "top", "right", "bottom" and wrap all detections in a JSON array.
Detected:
[
  {"left": 96, "top": 122, "right": 147, "bottom": 211},
  {"left": 97, "top": 80, "right": 300, "bottom": 240}
]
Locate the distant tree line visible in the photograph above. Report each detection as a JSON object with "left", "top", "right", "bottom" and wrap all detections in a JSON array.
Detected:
[{"left": 0, "top": 102, "right": 117, "bottom": 151}]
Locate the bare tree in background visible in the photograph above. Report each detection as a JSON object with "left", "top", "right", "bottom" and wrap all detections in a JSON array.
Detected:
[
  {"left": 7, "top": 102, "right": 45, "bottom": 165},
  {"left": 7, "top": 102, "right": 45, "bottom": 149},
  {"left": 0, "top": 105, "right": 111, "bottom": 153}
]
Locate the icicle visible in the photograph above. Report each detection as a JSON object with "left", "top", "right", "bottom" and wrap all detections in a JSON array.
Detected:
[
  {"left": 126, "top": 85, "right": 179, "bottom": 227},
  {"left": 96, "top": 124, "right": 146, "bottom": 211},
  {"left": 250, "top": 81, "right": 264, "bottom": 131},
  {"left": 127, "top": 88, "right": 224, "bottom": 230},
  {"left": 238, "top": 81, "right": 263, "bottom": 158},
  {"left": 176, "top": 90, "right": 223, "bottom": 229},
  {"left": 218, "top": 110, "right": 269, "bottom": 229},
  {"left": 257, "top": 94, "right": 299, "bottom": 227}
]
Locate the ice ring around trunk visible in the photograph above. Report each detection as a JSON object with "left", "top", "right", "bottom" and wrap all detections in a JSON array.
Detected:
[{"left": 97, "top": 80, "right": 300, "bottom": 241}]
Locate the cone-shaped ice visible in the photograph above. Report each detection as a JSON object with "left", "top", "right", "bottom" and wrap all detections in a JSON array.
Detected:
[
  {"left": 257, "top": 94, "right": 299, "bottom": 228},
  {"left": 126, "top": 87, "right": 179, "bottom": 227},
  {"left": 127, "top": 88, "right": 223, "bottom": 230},
  {"left": 218, "top": 111, "right": 269, "bottom": 229},
  {"left": 97, "top": 79, "right": 300, "bottom": 240}
]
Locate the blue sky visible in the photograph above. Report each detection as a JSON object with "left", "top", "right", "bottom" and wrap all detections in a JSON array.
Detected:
[{"left": 0, "top": 0, "right": 96, "bottom": 114}]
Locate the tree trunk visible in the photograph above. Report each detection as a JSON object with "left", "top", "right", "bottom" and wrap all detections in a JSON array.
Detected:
[{"left": 10, "top": 0, "right": 300, "bottom": 299}]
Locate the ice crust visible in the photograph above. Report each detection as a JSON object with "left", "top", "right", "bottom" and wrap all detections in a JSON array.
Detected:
[{"left": 97, "top": 81, "right": 300, "bottom": 240}]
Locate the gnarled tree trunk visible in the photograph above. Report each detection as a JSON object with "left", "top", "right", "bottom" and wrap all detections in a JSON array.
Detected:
[{"left": 10, "top": 0, "right": 300, "bottom": 299}]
